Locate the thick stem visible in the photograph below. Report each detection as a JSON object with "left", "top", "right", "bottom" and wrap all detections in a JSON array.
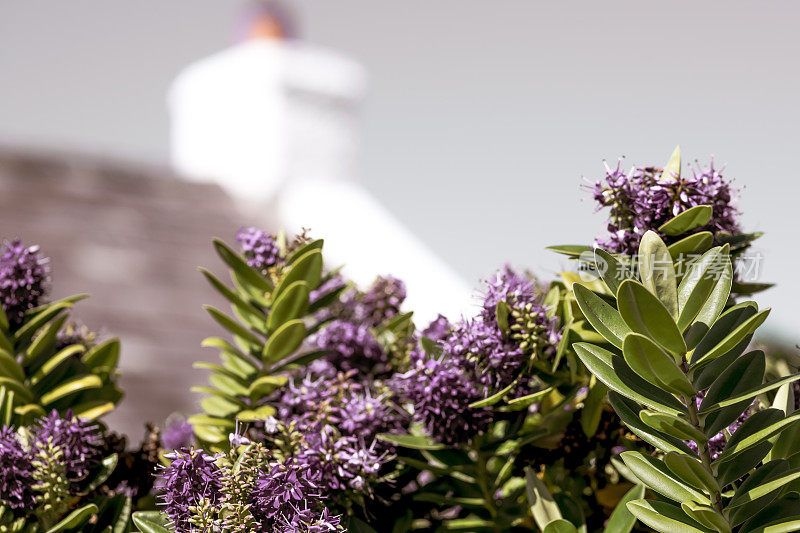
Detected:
[
  {"left": 473, "top": 440, "right": 502, "bottom": 532},
  {"left": 684, "top": 393, "right": 724, "bottom": 514}
]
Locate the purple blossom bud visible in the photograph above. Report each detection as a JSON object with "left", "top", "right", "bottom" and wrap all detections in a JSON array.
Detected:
[
  {"left": 237, "top": 227, "right": 281, "bottom": 272},
  {"left": 0, "top": 239, "right": 49, "bottom": 327}
]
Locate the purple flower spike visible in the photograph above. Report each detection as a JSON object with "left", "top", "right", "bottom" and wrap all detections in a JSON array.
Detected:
[
  {"left": 0, "top": 239, "right": 49, "bottom": 327},
  {"left": 33, "top": 410, "right": 101, "bottom": 481},
  {"left": 237, "top": 227, "right": 281, "bottom": 273},
  {"left": 158, "top": 448, "right": 222, "bottom": 532},
  {"left": 0, "top": 426, "right": 35, "bottom": 510},
  {"left": 314, "top": 320, "right": 386, "bottom": 372}
]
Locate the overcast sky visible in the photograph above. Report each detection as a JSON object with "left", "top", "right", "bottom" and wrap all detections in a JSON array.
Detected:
[{"left": 1, "top": 1, "right": 798, "bottom": 335}]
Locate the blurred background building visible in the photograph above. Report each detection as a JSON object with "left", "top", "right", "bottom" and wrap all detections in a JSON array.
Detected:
[{"left": 0, "top": 0, "right": 798, "bottom": 435}]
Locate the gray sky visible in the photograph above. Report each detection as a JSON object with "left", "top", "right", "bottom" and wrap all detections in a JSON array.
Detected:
[{"left": 1, "top": 1, "right": 798, "bottom": 335}]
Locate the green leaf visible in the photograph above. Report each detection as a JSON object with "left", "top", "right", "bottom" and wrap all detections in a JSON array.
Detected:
[
  {"left": 626, "top": 499, "right": 712, "bottom": 533},
  {"left": 617, "top": 280, "right": 686, "bottom": 355},
  {"left": 700, "top": 350, "right": 766, "bottom": 436},
  {"left": 572, "top": 284, "right": 631, "bottom": 349},
  {"left": 573, "top": 343, "right": 683, "bottom": 416},
  {"left": 496, "top": 300, "right": 511, "bottom": 333},
  {"left": 603, "top": 484, "right": 645, "bottom": 533},
  {"left": 262, "top": 319, "right": 306, "bottom": 364},
  {"left": 677, "top": 246, "right": 728, "bottom": 331},
  {"left": 213, "top": 238, "right": 273, "bottom": 293},
  {"left": 613, "top": 354, "right": 687, "bottom": 414},
  {"left": 638, "top": 231, "right": 679, "bottom": 317},
  {"left": 739, "top": 493, "right": 800, "bottom": 533},
  {"left": 247, "top": 375, "right": 288, "bottom": 398},
  {"left": 595, "top": 248, "right": 631, "bottom": 295},
  {"left": 690, "top": 308, "right": 770, "bottom": 368},
  {"left": 525, "top": 466, "right": 562, "bottom": 530},
  {"left": 543, "top": 519, "right": 579, "bottom": 533},
  {"left": 29, "top": 345, "right": 85, "bottom": 387},
  {"left": 667, "top": 232, "right": 714, "bottom": 260},
  {"left": 680, "top": 501, "right": 730, "bottom": 533},
  {"left": 623, "top": 333, "right": 694, "bottom": 397},
  {"left": 501, "top": 387, "right": 553, "bottom": 411},
  {"left": 46, "top": 503, "right": 98, "bottom": 532},
  {"left": 684, "top": 259, "right": 733, "bottom": 350},
  {"left": 199, "top": 267, "right": 263, "bottom": 320},
  {"left": 640, "top": 412, "right": 707, "bottom": 444},
  {"left": 717, "top": 410, "right": 800, "bottom": 464},
  {"left": 469, "top": 380, "right": 518, "bottom": 408},
  {"left": 664, "top": 452, "right": 719, "bottom": 494},
  {"left": 376, "top": 433, "right": 446, "bottom": 450},
  {"left": 14, "top": 301, "right": 72, "bottom": 344},
  {"left": 689, "top": 300, "right": 758, "bottom": 362},
  {"left": 204, "top": 305, "right": 262, "bottom": 346},
  {"left": 267, "top": 281, "right": 310, "bottom": 332},
  {"left": 692, "top": 335, "right": 751, "bottom": 390},
  {"left": 547, "top": 245, "right": 593, "bottom": 258},
  {"left": 85, "top": 454, "right": 119, "bottom": 492},
  {"left": 40, "top": 374, "right": 102, "bottom": 406},
  {"left": 285, "top": 238, "right": 324, "bottom": 265},
  {"left": 716, "top": 441, "right": 773, "bottom": 487},
  {"left": 729, "top": 462, "right": 798, "bottom": 523},
  {"left": 82, "top": 339, "right": 121, "bottom": 371},
  {"left": 236, "top": 405, "right": 277, "bottom": 422},
  {"left": 608, "top": 392, "right": 696, "bottom": 455},
  {"left": 132, "top": 511, "right": 173, "bottom": 533},
  {"left": 659, "top": 205, "right": 713, "bottom": 236},
  {"left": 620, "top": 451, "right": 710, "bottom": 504},
  {"left": 581, "top": 381, "right": 609, "bottom": 437},
  {"left": 274, "top": 249, "right": 322, "bottom": 297},
  {"left": 0, "top": 350, "right": 24, "bottom": 382},
  {"left": 699, "top": 373, "right": 800, "bottom": 417},
  {"left": 662, "top": 145, "right": 682, "bottom": 181},
  {"left": 200, "top": 396, "right": 240, "bottom": 418}
]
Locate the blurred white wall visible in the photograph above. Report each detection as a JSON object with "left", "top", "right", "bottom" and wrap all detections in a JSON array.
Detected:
[{"left": 0, "top": 0, "right": 798, "bottom": 333}]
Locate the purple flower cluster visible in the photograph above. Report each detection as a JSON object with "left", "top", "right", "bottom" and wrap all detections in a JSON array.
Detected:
[
  {"left": 33, "top": 410, "right": 102, "bottom": 481},
  {"left": 0, "top": 411, "right": 103, "bottom": 512},
  {"left": 398, "top": 350, "right": 492, "bottom": 445},
  {"left": 0, "top": 239, "right": 49, "bottom": 327},
  {"left": 159, "top": 449, "right": 223, "bottom": 531},
  {"left": 591, "top": 159, "right": 740, "bottom": 254},
  {"left": 298, "top": 426, "right": 387, "bottom": 495},
  {"left": 395, "top": 266, "right": 561, "bottom": 445},
  {"left": 314, "top": 320, "right": 386, "bottom": 373},
  {"left": 280, "top": 370, "right": 404, "bottom": 444},
  {"left": 251, "top": 459, "right": 321, "bottom": 525},
  {"left": 237, "top": 227, "right": 281, "bottom": 273},
  {"left": 158, "top": 447, "right": 343, "bottom": 532},
  {"left": 358, "top": 275, "right": 407, "bottom": 327},
  {"left": 0, "top": 426, "right": 35, "bottom": 510}
]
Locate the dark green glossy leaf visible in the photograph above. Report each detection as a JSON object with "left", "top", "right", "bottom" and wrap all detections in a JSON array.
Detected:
[
  {"left": 664, "top": 452, "right": 718, "bottom": 494},
  {"left": 617, "top": 280, "right": 686, "bottom": 355},
  {"left": 547, "top": 245, "right": 593, "bottom": 258},
  {"left": 274, "top": 250, "right": 323, "bottom": 297},
  {"left": 376, "top": 433, "right": 446, "bottom": 450},
  {"left": 213, "top": 238, "right": 273, "bottom": 292},
  {"left": 132, "top": 511, "right": 172, "bottom": 533},
  {"left": 572, "top": 284, "right": 631, "bottom": 349},
  {"left": 46, "top": 503, "right": 99, "bottom": 532},
  {"left": 626, "top": 498, "right": 712, "bottom": 533},
  {"left": 620, "top": 451, "right": 709, "bottom": 504},
  {"left": 608, "top": 392, "right": 696, "bottom": 455},
  {"left": 603, "top": 484, "right": 645, "bottom": 533},
  {"left": 623, "top": 333, "right": 694, "bottom": 397},
  {"left": 700, "top": 350, "right": 765, "bottom": 436},
  {"left": 574, "top": 343, "right": 683, "bottom": 416}
]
